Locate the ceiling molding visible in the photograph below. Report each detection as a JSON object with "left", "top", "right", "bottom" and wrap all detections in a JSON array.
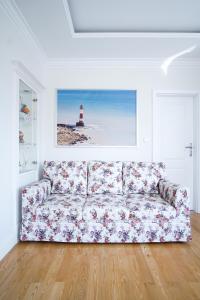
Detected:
[
  {"left": 62, "top": 0, "right": 76, "bottom": 37},
  {"left": 63, "top": 0, "right": 200, "bottom": 39},
  {"left": 0, "top": 0, "right": 47, "bottom": 61},
  {"left": 71, "top": 32, "right": 200, "bottom": 39},
  {"left": 47, "top": 58, "right": 200, "bottom": 69},
  {"left": 12, "top": 60, "right": 45, "bottom": 92}
]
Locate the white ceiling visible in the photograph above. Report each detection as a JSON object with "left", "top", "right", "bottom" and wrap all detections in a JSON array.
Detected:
[
  {"left": 68, "top": 0, "right": 200, "bottom": 33},
  {"left": 13, "top": 0, "right": 200, "bottom": 60}
]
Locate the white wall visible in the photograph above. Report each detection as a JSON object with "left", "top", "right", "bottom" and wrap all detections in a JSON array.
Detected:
[
  {"left": 0, "top": 7, "right": 45, "bottom": 260},
  {"left": 1, "top": 4, "right": 200, "bottom": 262},
  {"left": 41, "top": 63, "right": 200, "bottom": 163}
]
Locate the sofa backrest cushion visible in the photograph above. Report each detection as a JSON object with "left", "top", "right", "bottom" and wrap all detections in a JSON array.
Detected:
[
  {"left": 43, "top": 161, "right": 87, "bottom": 195},
  {"left": 123, "top": 162, "right": 165, "bottom": 194},
  {"left": 88, "top": 161, "right": 123, "bottom": 195}
]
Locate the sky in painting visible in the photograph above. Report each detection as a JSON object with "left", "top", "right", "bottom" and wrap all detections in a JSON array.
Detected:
[{"left": 57, "top": 89, "right": 136, "bottom": 123}]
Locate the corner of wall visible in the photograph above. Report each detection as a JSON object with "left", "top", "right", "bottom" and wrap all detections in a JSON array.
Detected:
[{"left": 0, "top": 233, "right": 18, "bottom": 261}]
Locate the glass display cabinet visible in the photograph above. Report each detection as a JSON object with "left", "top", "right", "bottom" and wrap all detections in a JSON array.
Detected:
[{"left": 19, "top": 80, "right": 38, "bottom": 173}]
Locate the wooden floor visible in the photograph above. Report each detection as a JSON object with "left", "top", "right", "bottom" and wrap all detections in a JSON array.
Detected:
[{"left": 1, "top": 214, "right": 200, "bottom": 300}]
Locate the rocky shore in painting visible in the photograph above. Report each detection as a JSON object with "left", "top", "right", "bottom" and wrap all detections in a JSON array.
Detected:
[{"left": 57, "top": 124, "right": 89, "bottom": 145}]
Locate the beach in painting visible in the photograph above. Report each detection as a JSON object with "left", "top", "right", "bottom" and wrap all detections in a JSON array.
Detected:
[{"left": 57, "top": 89, "right": 137, "bottom": 146}]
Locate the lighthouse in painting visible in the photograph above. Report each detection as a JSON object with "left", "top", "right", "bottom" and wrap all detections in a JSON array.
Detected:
[{"left": 76, "top": 104, "right": 84, "bottom": 127}]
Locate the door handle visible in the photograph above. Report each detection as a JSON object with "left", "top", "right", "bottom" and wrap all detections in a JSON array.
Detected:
[{"left": 185, "top": 143, "right": 193, "bottom": 157}]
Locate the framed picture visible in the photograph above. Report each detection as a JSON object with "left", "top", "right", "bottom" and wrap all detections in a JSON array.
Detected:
[{"left": 56, "top": 89, "right": 137, "bottom": 147}]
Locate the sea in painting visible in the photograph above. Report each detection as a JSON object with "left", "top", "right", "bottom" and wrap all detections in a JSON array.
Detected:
[{"left": 56, "top": 89, "right": 137, "bottom": 146}]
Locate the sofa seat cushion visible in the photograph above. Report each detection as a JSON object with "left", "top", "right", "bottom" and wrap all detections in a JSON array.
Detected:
[
  {"left": 35, "top": 194, "right": 86, "bottom": 223},
  {"left": 83, "top": 194, "right": 129, "bottom": 222},
  {"left": 123, "top": 162, "right": 165, "bottom": 194},
  {"left": 88, "top": 161, "right": 123, "bottom": 195},
  {"left": 126, "top": 194, "right": 176, "bottom": 221}
]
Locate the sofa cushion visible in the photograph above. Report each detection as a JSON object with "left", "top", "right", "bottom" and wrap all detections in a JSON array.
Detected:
[
  {"left": 88, "top": 161, "right": 123, "bottom": 194},
  {"left": 35, "top": 194, "right": 86, "bottom": 223},
  {"left": 126, "top": 194, "right": 176, "bottom": 221},
  {"left": 83, "top": 194, "right": 129, "bottom": 222},
  {"left": 123, "top": 162, "right": 165, "bottom": 194},
  {"left": 43, "top": 160, "right": 61, "bottom": 181},
  {"left": 43, "top": 161, "right": 87, "bottom": 195}
]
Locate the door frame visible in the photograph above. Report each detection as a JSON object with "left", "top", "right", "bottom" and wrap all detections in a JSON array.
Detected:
[{"left": 153, "top": 90, "right": 200, "bottom": 212}]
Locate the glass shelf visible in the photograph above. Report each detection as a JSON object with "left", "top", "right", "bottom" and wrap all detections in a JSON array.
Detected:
[
  {"left": 19, "top": 143, "right": 36, "bottom": 146},
  {"left": 19, "top": 80, "right": 37, "bottom": 174}
]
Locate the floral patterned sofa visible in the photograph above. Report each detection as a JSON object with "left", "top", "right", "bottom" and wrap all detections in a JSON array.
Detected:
[{"left": 20, "top": 161, "right": 191, "bottom": 243}]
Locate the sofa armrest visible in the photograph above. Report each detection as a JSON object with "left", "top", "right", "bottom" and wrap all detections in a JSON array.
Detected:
[
  {"left": 22, "top": 179, "right": 51, "bottom": 210},
  {"left": 158, "top": 179, "right": 190, "bottom": 217}
]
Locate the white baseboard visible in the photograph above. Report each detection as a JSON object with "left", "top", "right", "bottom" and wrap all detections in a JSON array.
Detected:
[{"left": 0, "top": 234, "right": 18, "bottom": 261}]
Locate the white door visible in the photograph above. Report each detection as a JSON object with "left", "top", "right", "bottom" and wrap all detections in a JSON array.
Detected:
[{"left": 153, "top": 93, "right": 194, "bottom": 209}]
